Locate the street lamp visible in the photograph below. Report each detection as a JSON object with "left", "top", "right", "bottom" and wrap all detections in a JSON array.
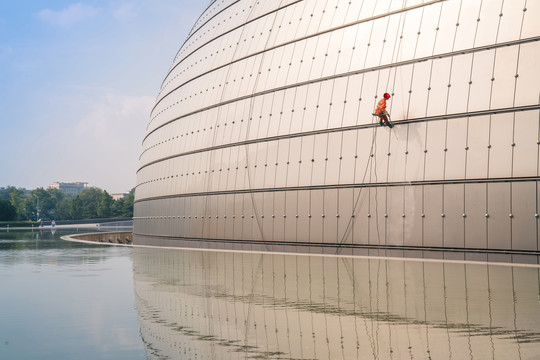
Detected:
[{"left": 31, "top": 194, "right": 39, "bottom": 221}]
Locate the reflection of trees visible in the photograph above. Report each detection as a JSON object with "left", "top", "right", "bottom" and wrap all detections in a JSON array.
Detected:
[
  {"left": 134, "top": 249, "right": 540, "bottom": 360},
  {"left": 0, "top": 230, "right": 109, "bottom": 265}
]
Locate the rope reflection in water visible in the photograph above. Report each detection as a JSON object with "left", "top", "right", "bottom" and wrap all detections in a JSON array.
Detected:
[{"left": 133, "top": 248, "right": 540, "bottom": 360}]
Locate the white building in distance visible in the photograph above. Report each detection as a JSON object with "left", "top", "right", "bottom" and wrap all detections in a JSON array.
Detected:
[{"left": 49, "top": 182, "right": 88, "bottom": 196}]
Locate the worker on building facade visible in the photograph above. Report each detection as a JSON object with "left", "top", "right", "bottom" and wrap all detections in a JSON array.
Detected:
[{"left": 373, "top": 92, "right": 393, "bottom": 128}]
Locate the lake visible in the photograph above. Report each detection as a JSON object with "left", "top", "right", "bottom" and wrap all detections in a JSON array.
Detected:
[{"left": 2, "top": 229, "right": 540, "bottom": 359}]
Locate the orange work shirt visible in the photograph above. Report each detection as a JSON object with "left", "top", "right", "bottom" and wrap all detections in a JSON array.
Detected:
[{"left": 375, "top": 98, "right": 387, "bottom": 115}]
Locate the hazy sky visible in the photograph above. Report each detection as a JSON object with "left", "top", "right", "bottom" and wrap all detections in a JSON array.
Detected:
[{"left": 0, "top": 1, "right": 208, "bottom": 193}]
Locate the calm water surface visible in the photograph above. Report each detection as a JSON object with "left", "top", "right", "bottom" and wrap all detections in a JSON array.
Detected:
[
  {"left": 2, "top": 230, "right": 540, "bottom": 359},
  {"left": 0, "top": 230, "right": 146, "bottom": 360}
]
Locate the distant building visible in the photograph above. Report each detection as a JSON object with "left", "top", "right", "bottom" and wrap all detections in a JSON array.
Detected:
[
  {"left": 49, "top": 182, "right": 88, "bottom": 196},
  {"left": 111, "top": 193, "right": 128, "bottom": 201}
]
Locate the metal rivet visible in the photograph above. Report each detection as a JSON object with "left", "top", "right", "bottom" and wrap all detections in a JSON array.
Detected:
[
  {"left": 241, "top": 215, "right": 245, "bottom": 218},
  {"left": 271, "top": 215, "right": 275, "bottom": 218},
  {"left": 511, "top": 142, "right": 515, "bottom": 147},
  {"left": 441, "top": 213, "right": 446, "bottom": 218},
  {"left": 351, "top": 214, "right": 356, "bottom": 218},
  {"left": 402, "top": 214, "right": 405, "bottom": 218},
  {"left": 462, "top": 214, "right": 467, "bottom": 218},
  {"left": 488, "top": 144, "right": 492, "bottom": 148},
  {"left": 308, "top": 214, "right": 312, "bottom": 218},
  {"left": 384, "top": 214, "right": 388, "bottom": 218},
  {"left": 424, "top": 149, "right": 428, "bottom": 153},
  {"left": 405, "top": 151, "right": 409, "bottom": 155},
  {"left": 295, "top": 214, "right": 299, "bottom": 218},
  {"left": 535, "top": 214, "right": 539, "bottom": 218},
  {"left": 322, "top": 214, "right": 326, "bottom": 218},
  {"left": 421, "top": 213, "right": 425, "bottom": 218},
  {"left": 336, "top": 214, "right": 339, "bottom": 218},
  {"left": 367, "top": 214, "right": 371, "bottom": 218},
  {"left": 509, "top": 214, "right": 514, "bottom": 218},
  {"left": 261, "top": 215, "right": 264, "bottom": 218},
  {"left": 370, "top": 154, "right": 374, "bottom": 157},
  {"left": 283, "top": 215, "right": 286, "bottom": 218},
  {"left": 444, "top": 148, "right": 447, "bottom": 152},
  {"left": 485, "top": 214, "right": 489, "bottom": 218},
  {"left": 387, "top": 152, "right": 391, "bottom": 156}
]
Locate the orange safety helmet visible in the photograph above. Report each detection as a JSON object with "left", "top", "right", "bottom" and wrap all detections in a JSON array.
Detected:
[{"left": 383, "top": 92, "right": 391, "bottom": 99}]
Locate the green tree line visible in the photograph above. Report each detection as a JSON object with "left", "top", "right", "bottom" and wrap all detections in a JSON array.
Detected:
[{"left": 0, "top": 186, "right": 134, "bottom": 221}]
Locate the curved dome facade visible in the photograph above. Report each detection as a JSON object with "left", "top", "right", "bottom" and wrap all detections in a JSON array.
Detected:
[{"left": 134, "top": 0, "right": 540, "bottom": 254}]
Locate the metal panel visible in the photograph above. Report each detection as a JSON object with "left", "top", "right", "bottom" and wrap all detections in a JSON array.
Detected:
[
  {"left": 325, "top": 132, "right": 341, "bottom": 186},
  {"left": 386, "top": 186, "right": 403, "bottom": 246},
  {"left": 351, "top": 187, "right": 369, "bottom": 245},
  {"left": 515, "top": 43, "right": 540, "bottom": 107},
  {"left": 297, "top": 190, "right": 310, "bottom": 243},
  {"left": 512, "top": 182, "right": 537, "bottom": 251},
  {"left": 323, "top": 189, "right": 338, "bottom": 244},
  {"left": 498, "top": 0, "right": 527, "bottom": 43},
  {"left": 299, "top": 135, "right": 315, "bottom": 186},
  {"left": 371, "top": 128, "right": 390, "bottom": 183},
  {"left": 445, "top": 117, "right": 467, "bottom": 180},
  {"left": 423, "top": 185, "right": 443, "bottom": 247},
  {"left": 285, "top": 191, "right": 297, "bottom": 242},
  {"left": 487, "top": 182, "right": 511, "bottom": 250},
  {"left": 426, "top": 57, "right": 452, "bottom": 117},
  {"left": 405, "top": 122, "right": 427, "bottom": 182},
  {"left": 273, "top": 191, "right": 287, "bottom": 242},
  {"left": 368, "top": 187, "right": 387, "bottom": 245},
  {"left": 513, "top": 111, "right": 539, "bottom": 177},
  {"left": 423, "top": 120, "right": 446, "bottom": 181},
  {"left": 488, "top": 113, "right": 513, "bottom": 178},
  {"left": 403, "top": 185, "right": 423, "bottom": 247},
  {"left": 311, "top": 133, "right": 328, "bottom": 186},
  {"left": 286, "top": 137, "right": 302, "bottom": 187},
  {"left": 310, "top": 190, "right": 324, "bottom": 244},
  {"left": 490, "top": 46, "right": 519, "bottom": 109},
  {"left": 264, "top": 140, "right": 279, "bottom": 189},
  {"left": 443, "top": 184, "right": 464, "bottom": 249},
  {"left": 339, "top": 130, "right": 357, "bottom": 185},
  {"left": 465, "top": 115, "right": 490, "bottom": 179},
  {"left": 337, "top": 188, "right": 354, "bottom": 245},
  {"left": 387, "top": 124, "right": 408, "bottom": 182}
]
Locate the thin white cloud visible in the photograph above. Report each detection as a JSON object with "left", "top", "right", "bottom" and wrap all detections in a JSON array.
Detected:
[
  {"left": 113, "top": 4, "right": 138, "bottom": 22},
  {"left": 36, "top": 3, "right": 98, "bottom": 28}
]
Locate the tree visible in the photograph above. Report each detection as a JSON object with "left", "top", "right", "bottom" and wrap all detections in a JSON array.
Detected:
[
  {"left": 0, "top": 199, "right": 17, "bottom": 221},
  {"left": 97, "top": 191, "right": 113, "bottom": 218}
]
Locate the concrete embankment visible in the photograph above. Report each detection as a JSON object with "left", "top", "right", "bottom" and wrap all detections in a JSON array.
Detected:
[{"left": 61, "top": 231, "right": 133, "bottom": 245}]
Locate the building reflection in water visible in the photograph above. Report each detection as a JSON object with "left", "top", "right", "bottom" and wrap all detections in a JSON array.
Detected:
[{"left": 133, "top": 248, "right": 540, "bottom": 359}]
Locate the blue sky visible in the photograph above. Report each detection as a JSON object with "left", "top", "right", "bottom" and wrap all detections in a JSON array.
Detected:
[{"left": 0, "top": 1, "right": 207, "bottom": 193}]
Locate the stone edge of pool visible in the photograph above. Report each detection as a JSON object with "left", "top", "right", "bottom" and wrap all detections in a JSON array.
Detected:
[{"left": 61, "top": 231, "right": 133, "bottom": 246}]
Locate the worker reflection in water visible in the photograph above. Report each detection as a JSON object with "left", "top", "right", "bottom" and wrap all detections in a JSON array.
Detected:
[{"left": 373, "top": 92, "right": 393, "bottom": 128}]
